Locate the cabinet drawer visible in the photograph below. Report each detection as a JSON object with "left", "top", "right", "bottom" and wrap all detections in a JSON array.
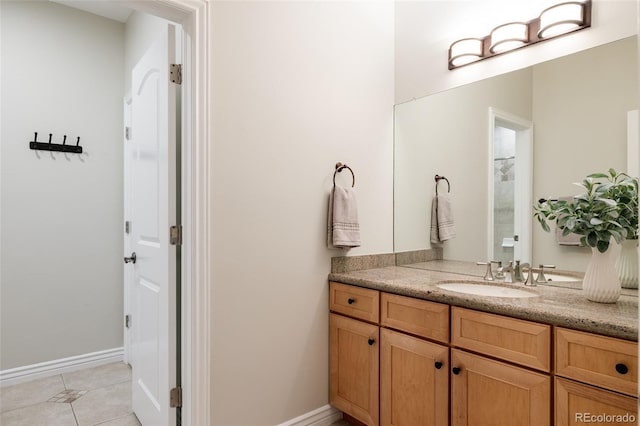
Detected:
[
  {"left": 381, "top": 293, "right": 449, "bottom": 343},
  {"left": 330, "top": 282, "right": 379, "bottom": 323},
  {"left": 556, "top": 327, "right": 638, "bottom": 396},
  {"left": 555, "top": 378, "right": 638, "bottom": 426},
  {"left": 451, "top": 307, "right": 551, "bottom": 372}
]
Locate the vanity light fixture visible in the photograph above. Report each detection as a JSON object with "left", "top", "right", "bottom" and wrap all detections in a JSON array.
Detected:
[
  {"left": 448, "top": 0, "right": 591, "bottom": 70},
  {"left": 489, "top": 22, "right": 529, "bottom": 53},
  {"left": 449, "top": 38, "right": 484, "bottom": 67},
  {"left": 538, "top": 1, "right": 588, "bottom": 39}
]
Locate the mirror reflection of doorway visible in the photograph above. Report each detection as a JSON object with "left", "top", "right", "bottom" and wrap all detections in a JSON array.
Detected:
[
  {"left": 493, "top": 125, "right": 517, "bottom": 264},
  {"left": 488, "top": 108, "right": 533, "bottom": 266}
]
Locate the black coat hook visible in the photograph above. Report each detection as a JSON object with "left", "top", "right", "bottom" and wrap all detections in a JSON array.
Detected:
[{"left": 29, "top": 132, "right": 83, "bottom": 154}]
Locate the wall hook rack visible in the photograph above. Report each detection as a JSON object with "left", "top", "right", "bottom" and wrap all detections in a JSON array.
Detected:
[{"left": 29, "top": 132, "right": 83, "bottom": 154}]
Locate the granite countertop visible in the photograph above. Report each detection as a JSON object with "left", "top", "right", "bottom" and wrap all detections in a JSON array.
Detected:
[{"left": 328, "top": 261, "right": 638, "bottom": 341}]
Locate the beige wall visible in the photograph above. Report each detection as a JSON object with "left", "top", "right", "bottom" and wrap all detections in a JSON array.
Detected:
[
  {"left": 209, "top": 2, "right": 394, "bottom": 424},
  {"left": 0, "top": 1, "right": 124, "bottom": 369},
  {"left": 395, "top": 0, "right": 637, "bottom": 103},
  {"left": 394, "top": 68, "right": 532, "bottom": 260},
  {"left": 532, "top": 36, "right": 638, "bottom": 271}
]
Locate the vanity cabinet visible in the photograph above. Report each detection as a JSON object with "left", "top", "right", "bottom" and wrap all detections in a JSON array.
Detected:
[
  {"left": 329, "top": 281, "right": 638, "bottom": 426},
  {"left": 554, "top": 328, "right": 638, "bottom": 425},
  {"left": 329, "top": 283, "right": 450, "bottom": 426},
  {"left": 329, "top": 283, "right": 380, "bottom": 426}
]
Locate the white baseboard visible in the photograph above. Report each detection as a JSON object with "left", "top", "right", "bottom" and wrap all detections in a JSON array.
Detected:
[
  {"left": 277, "top": 405, "right": 342, "bottom": 426},
  {"left": 0, "top": 347, "right": 124, "bottom": 387}
]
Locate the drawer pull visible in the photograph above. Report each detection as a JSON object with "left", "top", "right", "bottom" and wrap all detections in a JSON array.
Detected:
[
  {"left": 347, "top": 298, "right": 355, "bottom": 304},
  {"left": 452, "top": 367, "right": 461, "bottom": 375},
  {"left": 434, "top": 361, "right": 443, "bottom": 369},
  {"left": 615, "top": 363, "right": 629, "bottom": 375},
  {"left": 368, "top": 338, "right": 375, "bottom": 346}
]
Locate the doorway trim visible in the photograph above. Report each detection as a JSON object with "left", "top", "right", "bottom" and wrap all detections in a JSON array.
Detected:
[
  {"left": 125, "top": 1, "right": 211, "bottom": 425},
  {"left": 487, "top": 107, "right": 534, "bottom": 265}
]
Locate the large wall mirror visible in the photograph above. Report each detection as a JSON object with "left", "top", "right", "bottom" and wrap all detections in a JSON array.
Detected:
[{"left": 394, "top": 36, "right": 638, "bottom": 273}]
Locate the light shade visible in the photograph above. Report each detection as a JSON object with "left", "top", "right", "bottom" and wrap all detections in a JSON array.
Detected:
[
  {"left": 538, "top": 2, "right": 586, "bottom": 39},
  {"left": 490, "top": 22, "right": 528, "bottom": 53},
  {"left": 448, "top": 38, "right": 483, "bottom": 68}
]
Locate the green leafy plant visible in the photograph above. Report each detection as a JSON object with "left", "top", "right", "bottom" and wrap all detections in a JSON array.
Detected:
[{"left": 534, "top": 169, "right": 638, "bottom": 253}]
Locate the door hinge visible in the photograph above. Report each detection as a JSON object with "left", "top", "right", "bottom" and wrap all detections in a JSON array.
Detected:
[
  {"left": 125, "top": 221, "right": 130, "bottom": 234},
  {"left": 125, "top": 126, "right": 131, "bottom": 140},
  {"left": 125, "top": 314, "right": 131, "bottom": 329},
  {"left": 170, "top": 225, "right": 182, "bottom": 246},
  {"left": 170, "top": 64, "right": 182, "bottom": 85},
  {"left": 170, "top": 386, "right": 182, "bottom": 408}
]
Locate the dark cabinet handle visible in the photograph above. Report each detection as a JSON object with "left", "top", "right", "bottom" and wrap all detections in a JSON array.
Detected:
[
  {"left": 124, "top": 252, "right": 137, "bottom": 264},
  {"left": 434, "top": 361, "right": 443, "bottom": 369},
  {"left": 368, "top": 338, "right": 375, "bottom": 346},
  {"left": 348, "top": 298, "right": 355, "bottom": 304},
  {"left": 452, "top": 367, "right": 461, "bottom": 375},
  {"left": 616, "top": 363, "right": 629, "bottom": 375}
]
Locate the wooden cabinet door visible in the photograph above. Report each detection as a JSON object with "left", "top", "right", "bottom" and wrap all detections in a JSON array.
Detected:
[
  {"left": 380, "top": 328, "right": 448, "bottom": 426},
  {"left": 451, "top": 349, "right": 551, "bottom": 426},
  {"left": 555, "top": 378, "right": 638, "bottom": 426},
  {"left": 330, "top": 313, "right": 379, "bottom": 426}
]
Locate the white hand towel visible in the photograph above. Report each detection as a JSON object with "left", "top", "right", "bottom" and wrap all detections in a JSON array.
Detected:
[
  {"left": 430, "top": 194, "right": 456, "bottom": 244},
  {"left": 327, "top": 186, "right": 361, "bottom": 249}
]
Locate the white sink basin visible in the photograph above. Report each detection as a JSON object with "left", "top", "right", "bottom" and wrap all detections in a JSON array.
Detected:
[
  {"left": 543, "top": 273, "right": 581, "bottom": 282},
  {"left": 437, "top": 282, "right": 538, "bottom": 298}
]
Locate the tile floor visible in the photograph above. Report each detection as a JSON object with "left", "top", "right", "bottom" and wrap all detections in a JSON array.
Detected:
[{"left": 0, "top": 362, "right": 139, "bottom": 426}]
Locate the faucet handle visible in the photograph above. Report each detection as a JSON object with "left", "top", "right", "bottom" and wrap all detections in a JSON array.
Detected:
[
  {"left": 476, "top": 261, "right": 498, "bottom": 281},
  {"left": 535, "top": 264, "right": 556, "bottom": 283}
]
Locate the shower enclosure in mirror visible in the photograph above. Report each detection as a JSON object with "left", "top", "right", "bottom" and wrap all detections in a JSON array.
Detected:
[
  {"left": 489, "top": 108, "right": 532, "bottom": 265},
  {"left": 394, "top": 36, "right": 638, "bottom": 274}
]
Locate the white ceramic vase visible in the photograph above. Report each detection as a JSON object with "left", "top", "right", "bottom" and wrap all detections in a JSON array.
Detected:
[
  {"left": 615, "top": 239, "right": 638, "bottom": 289},
  {"left": 583, "top": 245, "right": 621, "bottom": 303}
]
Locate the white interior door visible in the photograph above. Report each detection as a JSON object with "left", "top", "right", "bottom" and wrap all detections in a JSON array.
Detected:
[
  {"left": 124, "top": 97, "right": 133, "bottom": 366},
  {"left": 128, "top": 24, "right": 177, "bottom": 426}
]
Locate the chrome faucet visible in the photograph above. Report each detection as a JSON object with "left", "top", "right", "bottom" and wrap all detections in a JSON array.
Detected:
[
  {"left": 502, "top": 261, "right": 514, "bottom": 283},
  {"left": 494, "top": 261, "right": 505, "bottom": 280},
  {"left": 524, "top": 266, "right": 537, "bottom": 286},
  {"left": 513, "top": 261, "right": 527, "bottom": 282}
]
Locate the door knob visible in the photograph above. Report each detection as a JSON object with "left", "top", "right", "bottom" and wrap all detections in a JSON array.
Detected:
[{"left": 124, "top": 252, "right": 137, "bottom": 264}]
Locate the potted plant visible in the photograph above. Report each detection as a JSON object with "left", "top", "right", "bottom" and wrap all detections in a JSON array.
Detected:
[{"left": 534, "top": 169, "right": 638, "bottom": 303}]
